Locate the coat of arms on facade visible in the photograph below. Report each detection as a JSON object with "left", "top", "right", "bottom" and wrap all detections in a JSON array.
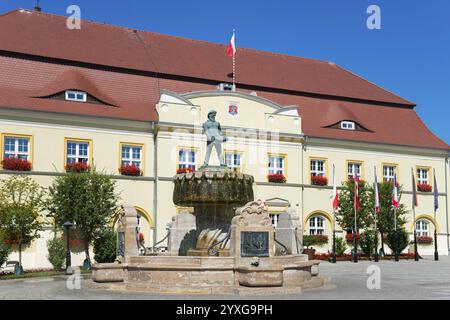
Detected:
[{"left": 228, "top": 102, "right": 238, "bottom": 116}]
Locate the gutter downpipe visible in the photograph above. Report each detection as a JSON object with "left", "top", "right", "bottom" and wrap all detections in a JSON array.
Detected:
[
  {"left": 301, "top": 136, "right": 307, "bottom": 236},
  {"left": 445, "top": 152, "right": 450, "bottom": 255},
  {"left": 152, "top": 123, "right": 159, "bottom": 246}
]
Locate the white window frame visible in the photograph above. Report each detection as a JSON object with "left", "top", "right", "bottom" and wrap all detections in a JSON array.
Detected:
[
  {"left": 309, "top": 216, "right": 325, "bottom": 235},
  {"left": 348, "top": 162, "right": 362, "bottom": 180},
  {"left": 179, "top": 149, "right": 196, "bottom": 170},
  {"left": 415, "top": 220, "right": 429, "bottom": 237},
  {"left": 311, "top": 160, "right": 325, "bottom": 177},
  {"left": 121, "top": 145, "right": 142, "bottom": 168},
  {"left": 65, "top": 90, "right": 87, "bottom": 103},
  {"left": 226, "top": 152, "right": 241, "bottom": 172},
  {"left": 3, "top": 136, "right": 30, "bottom": 160},
  {"left": 66, "top": 140, "right": 90, "bottom": 164},
  {"left": 268, "top": 155, "right": 285, "bottom": 175},
  {"left": 340, "top": 121, "right": 355, "bottom": 130},
  {"left": 383, "top": 165, "right": 396, "bottom": 182},
  {"left": 417, "top": 168, "right": 429, "bottom": 185}
]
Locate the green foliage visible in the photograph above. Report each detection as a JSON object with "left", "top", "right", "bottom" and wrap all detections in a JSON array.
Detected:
[
  {"left": 0, "top": 240, "right": 11, "bottom": 267},
  {"left": 0, "top": 175, "right": 44, "bottom": 267},
  {"left": 360, "top": 230, "right": 377, "bottom": 257},
  {"left": 47, "top": 237, "right": 66, "bottom": 271},
  {"left": 387, "top": 228, "right": 409, "bottom": 254},
  {"left": 46, "top": 170, "right": 119, "bottom": 264},
  {"left": 335, "top": 237, "right": 347, "bottom": 256},
  {"left": 336, "top": 179, "right": 374, "bottom": 232},
  {"left": 302, "top": 235, "right": 318, "bottom": 248},
  {"left": 93, "top": 229, "right": 117, "bottom": 263},
  {"left": 373, "top": 182, "right": 408, "bottom": 236}
]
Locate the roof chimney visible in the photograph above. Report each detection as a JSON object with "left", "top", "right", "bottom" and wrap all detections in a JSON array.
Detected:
[{"left": 35, "top": 0, "right": 42, "bottom": 12}]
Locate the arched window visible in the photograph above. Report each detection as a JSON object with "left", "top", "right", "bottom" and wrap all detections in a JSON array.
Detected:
[
  {"left": 415, "top": 220, "right": 430, "bottom": 237},
  {"left": 309, "top": 216, "right": 325, "bottom": 235}
]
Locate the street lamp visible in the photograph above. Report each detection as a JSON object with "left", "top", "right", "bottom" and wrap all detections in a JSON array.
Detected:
[{"left": 63, "top": 221, "right": 75, "bottom": 275}]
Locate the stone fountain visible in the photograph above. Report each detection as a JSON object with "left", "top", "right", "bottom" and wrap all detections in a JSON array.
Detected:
[{"left": 90, "top": 111, "right": 332, "bottom": 295}]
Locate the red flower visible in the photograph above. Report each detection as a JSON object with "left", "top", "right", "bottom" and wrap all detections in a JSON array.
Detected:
[
  {"left": 119, "top": 164, "right": 142, "bottom": 176},
  {"left": 417, "top": 183, "right": 432, "bottom": 193},
  {"left": 139, "top": 233, "right": 145, "bottom": 243},
  {"left": 1, "top": 157, "right": 32, "bottom": 171},
  {"left": 268, "top": 174, "right": 286, "bottom": 183},
  {"left": 345, "top": 232, "right": 360, "bottom": 242},
  {"left": 65, "top": 162, "right": 90, "bottom": 173},
  {"left": 314, "top": 234, "right": 329, "bottom": 244},
  {"left": 417, "top": 236, "right": 433, "bottom": 244},
  {"left": 177, "top": 167, "right": 195, "bottom": 174},
  {"left": 311, "top": 175, "right": 328, "bottom": 186}
]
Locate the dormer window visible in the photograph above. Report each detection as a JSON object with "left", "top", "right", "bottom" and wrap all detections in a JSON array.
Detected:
[
  {"left": 340, "top": 121, "right": 355, "bottom": 130},
  {"left": 65, "top": 90, "right": 87, "bottom": 102}
]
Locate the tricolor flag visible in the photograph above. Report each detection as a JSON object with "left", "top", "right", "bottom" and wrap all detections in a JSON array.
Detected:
[
  {"left": 392, "top": 174, "right": 399, "bottom": 209},
  {"left": 411, "top": 170, "right": 418, "bottom": 208},
  {"left": 227, "top": 31, "right": 236, "bottom": 57},
  {"left": 374, "top": 170, "right": 380, "bottom": 213},
  {"left": 332, "top": 165, "right": 339, "bottom": 210},
  {"left": 434, "top": 169, "right": 439, "bottom": 211},
  {"left": 354, "top": 172, "right": 360, "bottom": 212}
]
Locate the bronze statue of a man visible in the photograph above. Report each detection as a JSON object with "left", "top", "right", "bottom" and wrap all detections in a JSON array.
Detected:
[{"left": 203, "top": 110, "right": 227, "bottom": 167}]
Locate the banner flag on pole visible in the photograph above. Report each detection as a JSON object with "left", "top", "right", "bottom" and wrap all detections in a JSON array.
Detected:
[
  {"left": 332, "top": 164, "right": 339, "bottom": 210},
  {"left": 374, "top": 169, "right": 380, "bottom": 213},
  {"left": 354, "top": 172, "right": 360, "bottom": 212},
  {"left": 434, "top": 169, "right": 438, "bottom": 211},
  {"left": 227, "top": 31, "right": 236, "bottom": 57},
  {"left": 392, "top": 173, "right": 399, "bottom": 209},
  {"left": 411, "top": 169, "right": 418, "bottom": 208}
]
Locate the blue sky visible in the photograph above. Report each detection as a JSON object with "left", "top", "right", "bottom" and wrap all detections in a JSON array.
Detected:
[{"left": 2, "top": 0, "right": 449, "bottom": 145}]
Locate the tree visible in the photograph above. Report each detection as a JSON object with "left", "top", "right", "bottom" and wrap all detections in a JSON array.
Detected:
[
  {"left": 372, "top": 181, "right": 407, "bottom": 254},
  {"left": 336, "top": 179, "right": 374, "bottom": 235},
  {"left": 93, "top": 229, "right": 117, "bottom": 263},
  {"left": 0, "top": 175, "right": 44, "bottom": 274},
  {"left": 47, "top": 237, "right": 66, "bottom": 271},
  {"left": 387, "top": 228, "right": 409, "bottom": 255},
  {"left": 46, "top": 170, "right": 119, "bottom": 268}
]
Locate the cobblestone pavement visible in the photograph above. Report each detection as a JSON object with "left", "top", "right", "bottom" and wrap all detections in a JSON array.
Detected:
[{"left": 0, "top": 256, "right": 449, "bottom": 300}]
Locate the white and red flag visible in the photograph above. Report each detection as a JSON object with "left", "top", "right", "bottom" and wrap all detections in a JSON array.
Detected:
[
  {"left": 392, "top": 174, "right": 399, "bottom": 209},
  {"left": 227, "top": 31, "right": 236, "bottom": 57},
  {"left": 354, "top": 172, "right": 360, "bottom": 212},
  {"left": 332, "top": 165, "right": 339, "bottom": 210},
  {"left": 374, "top": 170, "right": 380, "bottom": 213}
]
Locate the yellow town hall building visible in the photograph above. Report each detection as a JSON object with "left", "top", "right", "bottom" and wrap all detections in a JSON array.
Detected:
[{"left": 0, "top": 9, "right": 449, "bottom": 269}]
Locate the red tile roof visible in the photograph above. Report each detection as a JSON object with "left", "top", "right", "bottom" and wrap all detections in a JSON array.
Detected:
[{"left": 0, "top": 9, "right": 447, "bottom": 150}]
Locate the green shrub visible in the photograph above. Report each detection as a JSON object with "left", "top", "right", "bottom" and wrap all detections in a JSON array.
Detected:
[
  {"left": 335, "top": 237, "right": 347, "bottom": 256},
  {"left": 360, "top": 230, "right": 377, "bottom": 257},
  {"left": 387, "top": 229, "right": 409, "bottom": 254},
  {"left": 47, "top": 237, "right": 66, "bottom": 271},
  {"left": 303, "top": 235, "right": 318, "bottom": 248},
  {"left": 0, "top": 240, "right": 11, "bottom": 267},
  {"left": 93, "top": 230, "right": 117, "bottom": 263}
]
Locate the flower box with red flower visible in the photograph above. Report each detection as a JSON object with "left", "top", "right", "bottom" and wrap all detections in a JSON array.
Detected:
[
  {"left": 417, "top": 183, "right": 432, "bottom": 193},
  {"left": 1, "top": 157, "right": 32, "bottom": 171},
  {"left": 138, "top": 232, "right": 145, "bottom": 243},
  {"left": 65, "top": 162, "right": 91, "bottom": 173},
  {"left": 345, "top": 232, "right": 360, "bottom": 243},
  {"left": 311, "top": 175, "right": 328, "bottom": 186},
  {"left": 417, "top": 236, "right": 433, "bottom": 244},
  {"left": 314, "top": 234, "right": 329, "bottom": 245},
  {"left": 119, "top": 164, "right": 142, "bottom": 176},
  {"left": 268, "top": 174, "right": 286, "bottom": 183},
  {"left": 177, "top": 167, "right": 195, "bottom": 174}
]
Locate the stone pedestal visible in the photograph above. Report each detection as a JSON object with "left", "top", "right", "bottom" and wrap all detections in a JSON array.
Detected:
[
  {"left": 275, "top": 208, "right": 303, "bottom": 255},
  {"left": 168, "top": 211, "right": 196, "bottom": 256},
  {"left": 117, "top": 204, "right": 139, "bottom": 259}
]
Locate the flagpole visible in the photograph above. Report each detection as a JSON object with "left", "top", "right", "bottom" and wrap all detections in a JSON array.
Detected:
[
  {"left": 374, "top": 167, "right": 379, "bottom": 262},
  {"left": 232, "top": 29, "right": 236, "bottom": 90},
  {"left": 353, "top": 175, "right": 358, "bottom": 263},
  {"left": 394, "top": 206, "right": 399, "bottom": 262},
  {"left": 412, "top": 167, "right": 419, "bottom": 261},
  {"left": 434, "top": 168, "right": 439, "bottom": 261}
]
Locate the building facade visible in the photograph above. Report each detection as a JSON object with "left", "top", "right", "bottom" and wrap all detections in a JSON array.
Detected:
[{"left": 0, "top": 9, "right": 449, "bottom": 269}]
